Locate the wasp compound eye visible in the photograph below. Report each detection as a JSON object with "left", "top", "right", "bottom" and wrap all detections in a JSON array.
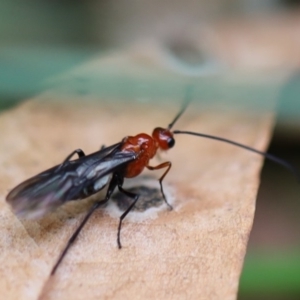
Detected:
[{"left": 167, "top": 137, "right": 175, "bottom": 148}]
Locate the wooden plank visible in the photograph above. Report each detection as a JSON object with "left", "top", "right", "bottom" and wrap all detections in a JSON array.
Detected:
[{"left": 0, "top": 92, "right": 274, "bottom": 299}]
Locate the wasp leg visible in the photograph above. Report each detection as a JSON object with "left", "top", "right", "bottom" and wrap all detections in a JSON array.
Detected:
[
  {"left": 100, "top": 144, "right": 106, "bottom": 150},
  {"left": 56, "top": 149, "right": 86, "bottom": 172},
  {"left": 50, "top": 173, "right": 118, "bottom": 275},
  {"left": 61, "top": 149, "right": 85, "bottom": 164},
  {"left": 116, "top": 185, "right": 140, "bottom": 249},
  {"left": 147, "top": 162, "right": 173, "bottom": 210}
]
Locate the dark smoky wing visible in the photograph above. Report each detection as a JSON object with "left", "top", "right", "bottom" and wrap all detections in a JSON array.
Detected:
[
  {"left": 6, "top": 143, "right": 136, "bottom": 219},
  {"left": 6, "top": 172, "right": 77, "bottom": 219},
  {"left": 65, "top": 149, "right": 137, "bottom": 204},
  {"left": 61, "top": 150, "right": 137, "bottom": 201},
  {"left": 6, "top": 142, "right": 123, "bottom": 204},
  {"left": 33, "top": 142, "right": 123, "bottom": 177}
]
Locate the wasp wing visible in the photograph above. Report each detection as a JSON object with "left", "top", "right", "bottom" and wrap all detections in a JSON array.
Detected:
[{"left": 6, "top": 143, "right": 136, "bottom": 219}]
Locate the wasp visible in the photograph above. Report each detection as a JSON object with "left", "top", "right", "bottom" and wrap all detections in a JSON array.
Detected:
[{"left": 6, "top": 97, "right": 298, "bottom": 275}]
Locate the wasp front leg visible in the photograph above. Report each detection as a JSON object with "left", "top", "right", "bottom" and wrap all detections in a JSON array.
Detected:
[{"left": 147, "top": 162, "right": 172, "bottom": 210}]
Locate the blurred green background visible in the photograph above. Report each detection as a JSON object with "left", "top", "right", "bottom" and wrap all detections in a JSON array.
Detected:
[{"left": 1, "top": 0, "right": 300, "bottom": 299}]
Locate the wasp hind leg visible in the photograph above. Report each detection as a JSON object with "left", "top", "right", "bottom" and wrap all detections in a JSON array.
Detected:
[
  {"left": 56, "top": 149, "right": 86, "bottom": 172},
  {"left": 50, "top": 173, "right": 118, "bottom": 275}
]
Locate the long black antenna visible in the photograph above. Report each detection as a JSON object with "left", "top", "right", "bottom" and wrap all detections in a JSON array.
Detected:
[
  {"left": 173, "top": 130, "right": 300, "bottom": 182},
  {"left": 168, "top": 86, "right": 193, "bottom": 130}
]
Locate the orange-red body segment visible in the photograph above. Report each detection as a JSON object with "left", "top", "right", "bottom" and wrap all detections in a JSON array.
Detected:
[
  {"left": 120, "top": 128, "right": 175, "bottom": 178},
  {"left": 121, "top": 133, "right": 158, "bottom": 178}
]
